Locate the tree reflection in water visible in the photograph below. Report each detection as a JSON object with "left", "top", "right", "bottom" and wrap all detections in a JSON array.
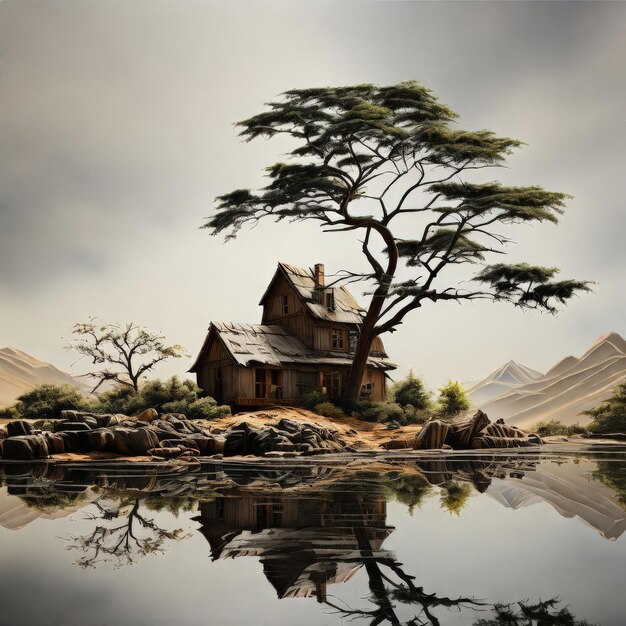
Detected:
[
  {"left": 66, "top": 497, "right": 189, "bottom": 569},
  {"left": 1, "top": 452, "right": 620, "bottom": 624}
]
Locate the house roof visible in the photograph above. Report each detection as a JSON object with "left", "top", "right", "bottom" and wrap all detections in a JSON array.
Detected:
[
  {"left": 189, "top": 322, "right": 396, "bottom": 372},
  {"left": 260, "top": 262, "right": 366, "bottom": 325}
]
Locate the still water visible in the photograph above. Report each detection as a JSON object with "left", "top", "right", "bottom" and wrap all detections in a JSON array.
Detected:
[{"left": 1, "top": 448, "right": 625, "bottom": 626}]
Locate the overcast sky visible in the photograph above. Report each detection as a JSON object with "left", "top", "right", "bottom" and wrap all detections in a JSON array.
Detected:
[{"left": 1, "top": 0, "right": 625, "bottom": 389}]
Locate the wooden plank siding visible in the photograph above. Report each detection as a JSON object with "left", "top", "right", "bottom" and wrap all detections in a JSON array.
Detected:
[{"left": 193, "top": 263, "right": 395, "bottom": 407}]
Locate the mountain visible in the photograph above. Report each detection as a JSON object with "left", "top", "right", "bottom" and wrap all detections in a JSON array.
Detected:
[
  {"left": 0, "top": 347, "right": 90, "bottom": 407},
  {"left": 476, "top": 332, "right": 626, "bottom": 428},
  {"left": 468, "top": 360, "right": 543, "bottom": 405}
]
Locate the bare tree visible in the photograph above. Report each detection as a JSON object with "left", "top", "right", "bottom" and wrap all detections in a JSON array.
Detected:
[
  {"left": 67, "top": 319, "right": 188, "bottom": 392},
  {"left": 66, "top": 497, "right": 189, "bottom": 569}
]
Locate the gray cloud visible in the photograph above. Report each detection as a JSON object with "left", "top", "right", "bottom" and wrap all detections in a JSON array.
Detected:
[{"left": 0, "top": 0, "right": 625, "bottom": 386}]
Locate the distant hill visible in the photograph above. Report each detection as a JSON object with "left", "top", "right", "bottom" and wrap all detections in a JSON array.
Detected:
[
  {"left": 468, "top": 360, "right": 543, "bottom": 406},
  {"left": 0, "top": 347, "right": 91, "bottom": 407},
  {"left": 474, "top": 332, "right": 626, "bottom": 428}
]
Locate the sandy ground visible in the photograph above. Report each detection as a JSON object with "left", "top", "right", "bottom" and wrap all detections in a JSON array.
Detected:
[{"left": 203, "top": 405, "right": 422, "bottom": 450}]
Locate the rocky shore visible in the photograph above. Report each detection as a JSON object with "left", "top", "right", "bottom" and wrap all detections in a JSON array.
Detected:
[{"left": 0, "top": 407, "right": 543, "bottom": 462}]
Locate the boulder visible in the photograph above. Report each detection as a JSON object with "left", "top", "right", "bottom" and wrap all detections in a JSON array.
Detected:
[
  {"left": 54, "top": 421, "right": 93, "bottom": 433},
  {"left": 414, "top": 420, "right": 452, "bottom": 449},
  {"left": 135, "top": 408, "right": 158, "bottom": 422},
  {"left": 7, "top": 420, "right": 35, "bottom": 437},
  {"left": 2, "top": 435, "right": 49, "bottom": 460},
  {"left": 43, "top": 433, "right": 66, "bottom": 455},
  {"left": 112, "top": 427, "right": 160, "bottom": 455}
]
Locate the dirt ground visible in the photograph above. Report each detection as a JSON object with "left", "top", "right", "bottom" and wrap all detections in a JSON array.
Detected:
[{"left": 203, "top": 405, "right": 422, "bottom": 450}]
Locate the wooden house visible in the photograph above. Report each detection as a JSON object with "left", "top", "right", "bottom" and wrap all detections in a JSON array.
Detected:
[
  {"left": 190, "top": 262, "right": 396, "bottom": 406},
  {"left": 197, "top": 488, "right": 392, "bottom": 601}
]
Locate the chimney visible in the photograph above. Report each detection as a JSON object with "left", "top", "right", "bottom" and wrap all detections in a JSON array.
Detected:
[{"left": 314, "top": 263, "right": 325, "bottom": 287}]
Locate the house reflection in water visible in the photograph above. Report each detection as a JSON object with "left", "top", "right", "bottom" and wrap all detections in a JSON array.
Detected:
[{"left": 197, "top": 490, "right": 393, "bottom": 601}]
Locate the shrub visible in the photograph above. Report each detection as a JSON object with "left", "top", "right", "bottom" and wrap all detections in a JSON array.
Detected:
[
  {"left": 9, "top": 384, "right": 90, "bottom": 420},
  {"left": 162, "top": 397, "right": 231, "bottom": 420},
  {"left": 313, "top": 402, "right": 345, "bottom": 419},
  {"left": 390, "top": 371, "right": 431, "bottom": 410},
  {"left": 585, "top": 382, "right": 626, "bottom": 434},
  {"left": 436, "top": 380, "right": 471, "bottom": 419},
  {"left": 532, "top": 420, "right": 587, "bottom": 437},
  {"left": 440, "top": 481, "right": 472, "bottom": 515},
  {"left": 301, "top": 390, "right": 328, "bottom": 410},
  {"left": 402, "top": 404, "right": 432, "bottom": 425},
  {"left": 357, "top": 401, "right": 405, "bottom": 423},
  {"left": 91, "top": 376, "right": 230, "bottom": 420}
]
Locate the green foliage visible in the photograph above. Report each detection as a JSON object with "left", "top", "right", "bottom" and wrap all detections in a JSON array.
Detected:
[
  {"left": 436, "top": 380, "right": 471, "bottom": 419},
  {"left": 593, "top": 460, "right": 626, "bottom": 509},
  {"left": 389, "top": 371, "right": 431, "bottom": 410},
  {"left": 385, "top": 473, "right": 433, "bottom": 514},
  {"left": 440, "top": 481, "right": 472, "bottom": 516},
  {"left": 532, "top": 420, "right": 587, "bottom": 437},
  {"left": 301, "top": 390, "right": 329, "bottom": 410},
  {"left": 313, "top": 402, "right": 345, "bottom": 419},
  {"left": 475, "top": 262, "right": 593, "bottom": 314},
  {"left": 355, "top": 401, "right": 405, "bottom": 423},
  {"left": 93, "top": 376, "right": 230, "bottom": 420},
  {"left": 7, "top": 384, "right": 90, "bottom": 420},
  {"left": 585, "top": 382, "right": 626, "bottom": 434}
]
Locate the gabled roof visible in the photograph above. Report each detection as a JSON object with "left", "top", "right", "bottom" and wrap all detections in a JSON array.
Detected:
[
  {"left": 189, "top": 322, "right": 396, "bottom": 372},
  {"left": 260, "top": 262, "right": 366, "bottom": 325}
]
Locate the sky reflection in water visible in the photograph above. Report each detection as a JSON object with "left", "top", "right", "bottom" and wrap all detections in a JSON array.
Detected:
[{"left": 0, "top": 449, "right": 625, "bottom": 626}]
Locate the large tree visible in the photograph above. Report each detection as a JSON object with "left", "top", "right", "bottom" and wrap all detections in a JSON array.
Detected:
[{"left": 204, "top": 82, "right": 591, "bottom": 402}]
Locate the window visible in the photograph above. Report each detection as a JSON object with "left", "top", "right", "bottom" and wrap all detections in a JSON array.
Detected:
[
  {"left": 325, "top": 291, "right": 335, "bottom": 310},
  {"left": 255, "top": 368, "right": 283, "bottom": 399},
  {"left": 281, "top": 294, "right": 289, "bottom": 315},
  {"left": 331, "top": 328, "right": 345, "bottom": 350},
  {"left": 361, "top": 382, "right": 374, "bottom": 399}
]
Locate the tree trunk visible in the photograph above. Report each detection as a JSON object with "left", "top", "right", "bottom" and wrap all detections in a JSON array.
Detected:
[{"left": 341, "top": 295, "right": 385, "bottom": 403}]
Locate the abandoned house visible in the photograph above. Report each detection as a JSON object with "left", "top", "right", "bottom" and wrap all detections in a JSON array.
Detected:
[{"left": 190, "top": 262, "right": 396, "bottom": 405}]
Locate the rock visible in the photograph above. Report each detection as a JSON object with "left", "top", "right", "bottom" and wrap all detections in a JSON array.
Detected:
[
  {"left": 54, "top": 421, "right": 92, "bottom": 432},
  {"left": 7, "top": 420, "right": 35, "bottom": 437},
  {"left": 208, "top": 453, "right": 224, "bottom": 459},
  {"left": 2, "top": 435, "right": 49, "bottom": 460},
  {"left": 414, "top": 420, "right": 452, "bottom": 450},
  {"left": 135, "top": 408, "right": 158, "bottom": 422},
  {"left": 112, "top": 427, "right": 160, "bottom": 455},
  {"left": 445, "top": 410, "right": 491, "bottom": 449},
  {"left": 86, "top": 428, "right": 116, "bottom": 451},
  {"left": 527, "top": 433, "right": 543, "bottom": 445},
  {"left": 44, "top": 433, "right": 66, "bottom": 455},
  {"left": 150, "top": 446, "right": 183, "bottom": 458},
  {"left": 161, "top": 438, "right": 200, "bottom": 452}
]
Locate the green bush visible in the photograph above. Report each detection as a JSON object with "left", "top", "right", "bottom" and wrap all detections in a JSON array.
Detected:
[
  {"left": 162, "top": 396, "right": 231, "bottom": 420},
  {"left": 436, "top": 380, "right": 471, "bottom": 420},
  {"left": 532, "top": 420, "right": 588, "bottom": 437},
  {"left": 7, "top": 384, "right": 90, "bottom": 420},
  {"left": 356, "top": 401, "right": 405, "bottom": 423},
  {"left": 92, "top": 376, "right": 230, "bottom": 420},
  {"left": 585, "top": 382, "right": 626, "bottom": 434},
  {"left": 401, "top": 404, "right": 432, "bottom": 425},
  {"left": 301, "top": 390, "right": 328, "bottom": 410},
  {"left": 390, "top": 371, "right": 431, "bottom": 410},
  {"left": 313, "top": 402, "right": 345, "bottom": 419}
]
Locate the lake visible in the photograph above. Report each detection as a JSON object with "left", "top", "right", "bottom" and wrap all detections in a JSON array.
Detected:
[{"left": 1, "top": 447, "right": 625, "bottom": 625}]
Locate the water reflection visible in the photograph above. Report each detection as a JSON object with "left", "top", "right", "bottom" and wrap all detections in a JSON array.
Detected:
[{"left": 0, "top": 451, "right": 624, "bottom": 625}]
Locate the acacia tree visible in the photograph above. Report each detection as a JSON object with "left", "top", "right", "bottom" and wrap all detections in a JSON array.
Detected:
[
  {"left": 67, "top": 320, "right": 187, "bottom": 392},
  {"left": 204, "top": 82, "right": 591, "bottom": 402}
]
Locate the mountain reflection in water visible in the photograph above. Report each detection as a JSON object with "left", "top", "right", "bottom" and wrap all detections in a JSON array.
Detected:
[{"left": 0, "top": 450, "right": 625, "bottom": 625}]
